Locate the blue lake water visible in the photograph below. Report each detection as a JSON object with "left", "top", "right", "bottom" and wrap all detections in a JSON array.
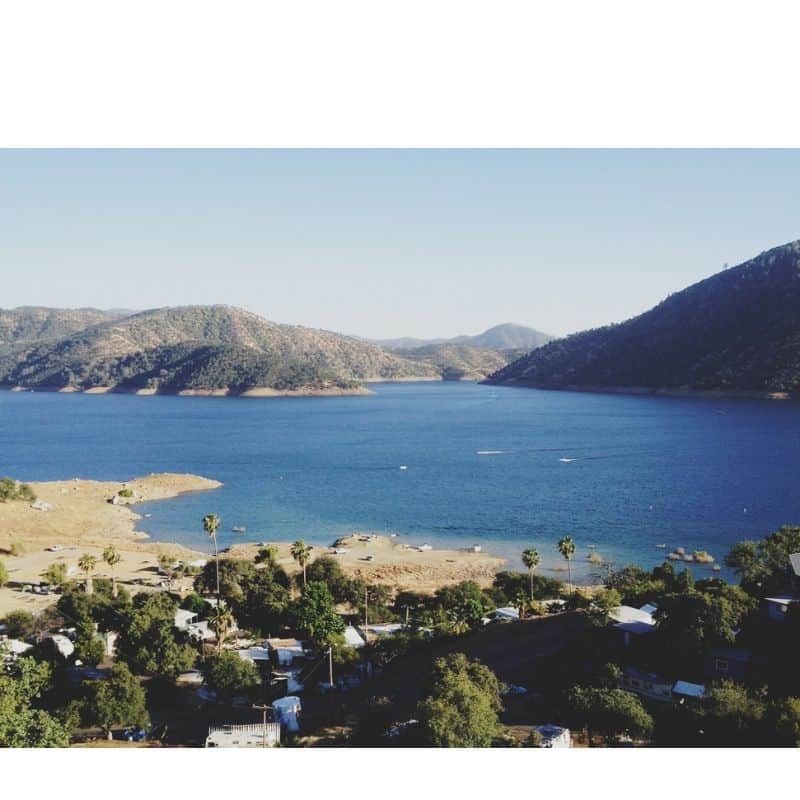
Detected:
[{"left": 1, "top": 382, "right": 799, "bottom": 581}]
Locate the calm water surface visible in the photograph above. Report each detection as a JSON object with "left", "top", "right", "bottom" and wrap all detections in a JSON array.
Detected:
[{"left": 2, "top": 383, "right": 799, "bottom": 580}]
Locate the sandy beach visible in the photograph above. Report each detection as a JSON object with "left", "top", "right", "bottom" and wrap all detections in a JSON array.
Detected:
[
  {"left": 0, "top": 473, "right": 508, "bottom": 616},
  {"left": 226, "top": 534, "right": 507, "bottom": 594},
  {"left": 0, "top": 473, "right": 220, "bottom": 615}
]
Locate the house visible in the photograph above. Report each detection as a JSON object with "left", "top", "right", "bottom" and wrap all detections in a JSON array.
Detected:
[
  {"left": 535, "top": 724, "right": 571, "bottom": 748},
  {"left": 618, "top": 666, "right": 673, "bottom": 703},
  {"left": 272, "top": 695, "right": 302, "bottom": 732},
  {"left": 174, "top": 609, "right": 198, "bottom": 631},
  {"left": 364, "top": 622, "right": 404, "bottom": 638},
  {"left": 491, "top": 607, "right": 520, "bottom": 622},
  {"left": 671, "top": 680, "right": 707, "bottom": 701},
  {"left": 703, "top": 646, "right": 752, "bottom": 682},
  {"left": 186, "top": 620, "right": 215, "bottom": 642},
  {"left": 763, "top": 595, "right": 799, "bottom": 623},
  {"left": 237, "top": 644, "right": 271, "bottom": 663},
  {"left": 266, "top": 638, "right": 306, "bottom": 666},
  {"left": 1, "top": 638, "right": 32, "bottom": 661},
  {"left": 609, "top": 605, "right": 656, "bottom": 646},
  {"left": 42, "top": 633, "right": 75, "bottom": 659},
  {"left": 271, "top": 669, "right": 304, "bottom": 694},
  {"left": 205, "top": 723, "right": 281, "bottom": 748},
  {"left": 344, "top": 625, "right": 366, "bottom": 649}
]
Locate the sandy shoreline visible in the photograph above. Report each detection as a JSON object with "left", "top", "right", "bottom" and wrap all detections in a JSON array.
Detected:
[
  {"left": 0, "top": 474, "right": 221, "bottom": 615},
  {"left": 0, "top": 474, "right": 508, "bottom": 616},
  {"left": 2, "top": 385, "right": 376, "bottom": 398}
]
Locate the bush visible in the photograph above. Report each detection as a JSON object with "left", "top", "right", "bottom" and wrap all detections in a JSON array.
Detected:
[{"left": 2, "top": 609, "right": 37, "bottom": 639}]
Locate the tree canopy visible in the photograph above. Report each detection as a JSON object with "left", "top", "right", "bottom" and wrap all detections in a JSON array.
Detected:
[{"left": 417, "top": 653, "right": 503, "bottom": 747}]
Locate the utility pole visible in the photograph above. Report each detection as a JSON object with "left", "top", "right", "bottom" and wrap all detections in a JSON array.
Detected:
[
  {"left": 252, "top": 704, "right": 270, "bottom": 748},
  {"left": 328, "top": 646, "right": 334, "bottom": 688},
  {"left": 364, "top": 584, "right": 369, "bottom": 644}
]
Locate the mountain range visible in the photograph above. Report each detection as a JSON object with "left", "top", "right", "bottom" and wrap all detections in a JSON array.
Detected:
[
  {"left": 0, "top": 305, "right": 440, "bottom": 395},
  {"left": 487, "top": 239, "right": 800, "bottom": 398}
]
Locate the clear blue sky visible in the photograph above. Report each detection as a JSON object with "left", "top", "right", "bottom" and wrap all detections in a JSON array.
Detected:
[{"left": 2, "top": 149, "right": 799, "bottom": 339}]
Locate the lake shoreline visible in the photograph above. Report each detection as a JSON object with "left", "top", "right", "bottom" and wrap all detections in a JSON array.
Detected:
[{"left": 483, "top": 380, "right": 799, "bottom": 401}]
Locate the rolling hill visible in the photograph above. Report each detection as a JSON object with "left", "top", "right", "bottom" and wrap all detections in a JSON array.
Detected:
[
  {"left": 393, "top": 343, "right": 526, "bottom": 381},
  {"left": 0, "top": 305, "right": 439, "bottom": 395},
  {"left": 486, "top": 239, "right": 800, "bottom": 397},
  {"left": 0, "top": 307, "right": 123, "bottom": 355},
  {"left": 373, "top": 323, "right": 552, "bottom": 352}
]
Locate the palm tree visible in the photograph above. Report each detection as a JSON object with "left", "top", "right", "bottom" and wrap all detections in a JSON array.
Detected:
[
  {"left": 102, "top": 545, "right": 122, "bottom": 598},
  {"left": 208, "top": 603, "right": 234, "bottom": 652},
  {"left": 78, "top": 554, "right": 97, "bottom": 595},
  {"left": 557, "top": 536, "right": 576, "bottom": 593},
  {"left": 202, "top": 514, "right": 221, "bottom": 601},
  {"left": 290, "top": 540, "right": 313, "bottom": 586},
  {"left": 521, "top": 547, "right": 541, "bottom": 600},
  {"left": 513, "top": 590, "right": 528, "bottom": 620}
]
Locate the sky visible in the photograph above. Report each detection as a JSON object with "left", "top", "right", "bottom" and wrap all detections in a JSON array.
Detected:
[{"left": 1, "top": 149, "right": 799, "bottom": 339}]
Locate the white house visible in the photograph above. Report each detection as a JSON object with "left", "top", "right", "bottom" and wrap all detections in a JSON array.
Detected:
[
  {"left": 764, "top": 595, "right": 799, "bottom": 623},
  {"left": 535, "top": 724, "right": 571, "bottom": 748},
  {"left": 205, "top": 723, "right": 281, "bottom": 748},
  {"left": 609, "top": 605, "right": 656, "bottom": 646},
  {"left": 344, "top": 625, "right": 366, "bottom": 649},
  {"left": 492, "top": 607, "right": 520, "bottom": 622},
  {"left": 174, "top": 609, "right": 197, "bottom": 631},
  {"left": 266, "top": 638, "right": 306, "bottom": 666},
  {"left": 1, "top": 638, "right": 32, "bottom": 660}
]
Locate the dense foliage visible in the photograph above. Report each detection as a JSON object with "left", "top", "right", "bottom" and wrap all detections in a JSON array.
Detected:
[{"left": 417, "top": 654, "right": 503, "bottom": 746}]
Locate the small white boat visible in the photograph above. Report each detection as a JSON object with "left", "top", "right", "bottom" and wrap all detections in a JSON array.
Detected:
[
  {"left": 655, "top": 543, "right": 666, "bottom": 549},
  {"left": 231, "top": 525, "right": 246, "bottom": 533},
  {"left": 559, "top": 458, "right": 575, "bottom": 463},
  {"left": 399, "top": 465, "right": 408, "bottom": 470}
]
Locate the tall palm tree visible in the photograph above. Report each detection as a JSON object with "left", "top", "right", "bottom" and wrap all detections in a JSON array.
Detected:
[
  {"left": 102, "top": 545, "right": 122, "bottom": 598},
  {"left": 202, "top": 514, "right": 221, "bottom": 601},
  {"left": 290, "top": 540, "right": 313, "bottom": 586},
  {"left": 557, "top": 536, "right": 576, "bottom": 593},
  {"left": 521, "top": 547, "right": 541, "bottom": 600},
  {"left": 208, "top": 603, "right": 234, "bottom": 652},
  {"left": 78, "top": 554, "right": 97, "bottom": 595}
]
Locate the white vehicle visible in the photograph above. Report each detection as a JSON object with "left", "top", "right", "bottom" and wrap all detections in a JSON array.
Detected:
[{"left": 46, "top": 545, "right": 64, "bottom": 552}]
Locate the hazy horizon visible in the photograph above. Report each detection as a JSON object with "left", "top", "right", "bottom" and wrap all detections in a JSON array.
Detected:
[{"left": 3, "top": 149, "right": 800, "bottom": 339}]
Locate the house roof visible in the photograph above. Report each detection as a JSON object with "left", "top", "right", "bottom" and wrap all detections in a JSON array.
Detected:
[
  {"left": 764, "top": 595, "right": 799, "bottom": 605},
  {"left": 494, "top": 607, "right": 520, "bottom": 619},
  {"left": 610, "top": 605, "right": 656, "bottom": 635},
  {"left": 266, "top": 638, "right": 304, "bottom": 650},
  {"left": 672, "top": 680, "right": 706, "bottom": 699},
  {"left": 639, "top": 603, "right": 658, "bottom": 616},
  {"left": 344, "top": 625, "right": 366, "bottom": 648},
  {"left": 3, "top": 639, "right": 32, "bottom": 655},
  {"left": 174, "top": 609, "right": 197, "bottom": 628}
]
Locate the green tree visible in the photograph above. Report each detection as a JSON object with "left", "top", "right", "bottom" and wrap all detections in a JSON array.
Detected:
[
  {"left": 566, "top": 685, "right": 653, "bottom": 743},
  {"left": 521, "top": 548, "right": 541, "bottom": 600},
  {"left": 290, "top": 540, "right": 313, "bottom": 586},
  {"left": 204, "top": 651, "right": 260, "bottom": 699},
  {"left": 78, "top": 553, "right": 97, "bottom": 595},
  {"left": 726, "top": 526, "right": 800, "bottom": 595},
  {"left": 116, "top": 593, "right": 196, "bottom": 678},
  {"left": 202, "top": 513, "right": 222, "bottom": 601},
  {"left": 255, "top": 545, "right": 278, "bottom": 566},
  {"left": 74, "top": 618, "right": 105, "bottom": 667},
  {"left": 208, "top": 603, "right": 235, "bottom": 652},
  {"left": 0, "top": 658, "right": 70, "bottom": 747},
  {"left": 86, "top": 662, "right": 149, "bottom": 740},
  {"left": 102, "top": 546, "right": 122, "bottom": 598},
  {"left": 41, "top": 560, "right": 68, "bottom": 589},
  {"left": 157, "top": 552, "right": 177, "bottom": 589},
  {"left": 770, "top": 696, "right": 800, "bottom": 746},
  {"left": 417, "top": 654, "right": 503, "bottom": 747},
  {"left": 557, "top": 536, "right": 576, "bottom": 593},
  {"left": 0, "top": 560, "right": 7, "bottom": 588},
  {"left": 2, "top": 609, "right": 36, "bottom": 639},
  {"left": 698, "top": 681, "right": 767, "bottom": 746},
  {"left": 290, "top": 580, "right": 344, "bottom": 645}
]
